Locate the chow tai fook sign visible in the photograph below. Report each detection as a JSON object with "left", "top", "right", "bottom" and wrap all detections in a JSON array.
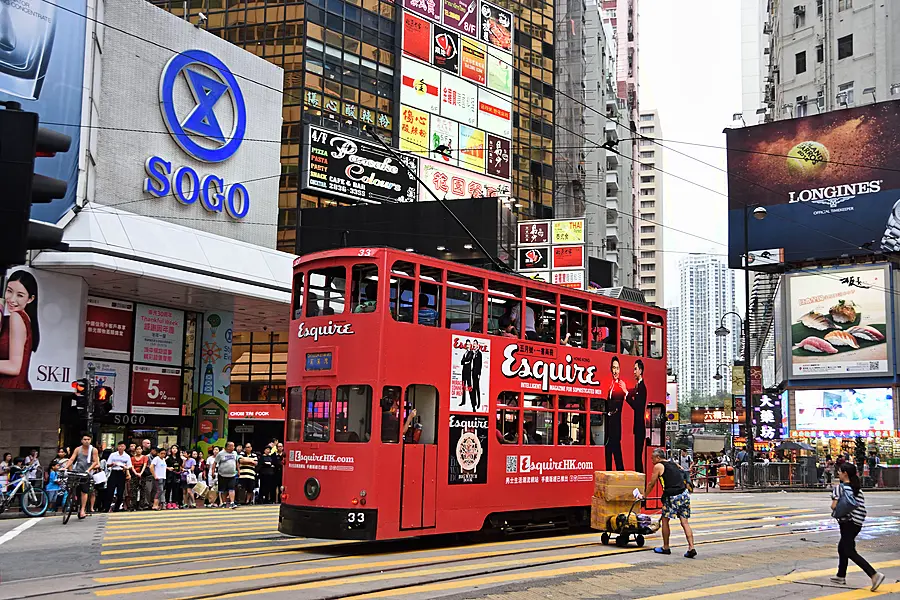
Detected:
[
  {"left": 784, "top": 264, "right": 894, "bottom": 380},
  {"left": 726, "top": 101, "right": 900, "bottom": 269},
  {"left": 228, "top": 403, "right": 285, "bottom": 421},
  {"left": 303, "top": 126, "right": 419, "bottom": 204}
]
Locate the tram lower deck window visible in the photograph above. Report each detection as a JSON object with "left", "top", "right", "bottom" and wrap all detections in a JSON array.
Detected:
[{"left": 287, "top": 387, "right": 304, "bottom": 442}]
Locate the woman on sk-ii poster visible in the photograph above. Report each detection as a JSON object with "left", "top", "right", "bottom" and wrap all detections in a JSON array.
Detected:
[{"left": 0, "top": 270, "right": 41, "bottom": 390}]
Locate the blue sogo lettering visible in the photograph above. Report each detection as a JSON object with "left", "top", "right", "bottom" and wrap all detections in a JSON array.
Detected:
[
  {"left": 142, "top": 155, "right": 251, "bottom": 219},
  {"left": 201, "top": 174, "right": 225, "bottom": 212},
  {"left": 174, "top": 166, "right": 200, "bottom": 205},
  {"left": 144, "top": 156, "right": 172, "bottom": 197}
]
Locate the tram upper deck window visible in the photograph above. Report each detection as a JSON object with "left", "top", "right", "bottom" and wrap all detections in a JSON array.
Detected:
[
  {"left": 524, "top": 288, "right": 557, "bottom": 344},
  {"left": 307, "top": 267, "right": 346, "bottom": 317},
  {"left": 419, "top": 265, "right": 443, "bottom": 327},
  {"left": 389, "top": 275, "right": 415, "bottom": 323},
  {"left": 621, "top": 309, "right": 644, "bottom": 356},
  {"left": 446, "top": 272, "right": 484, "bottom": 333},
  {"left": 487, "top": 280, "right": 521, "bottom": 336},
  {"left": 287, "top": 387, "right": 304, "bottom": 442},
  {"left": 292, "top": 273, "right": 304, "bottom": 320},
  {"left": 591, "top": 302, "right": 618, "bottom": 352},
  {"left": 304, "top": 387, "right": 331, "bottom": 442},
  {"left": 648, "top": 314, "right": 664, "bottom": 359},
  {"left": 351, "top": 264, "right": 379, "bottom": 314},
  {"left": 335, "top": 385, "right": 372, "bottom": 442},
  {"left": 560, "top": 296, "right": 588, "bottom": 348}
]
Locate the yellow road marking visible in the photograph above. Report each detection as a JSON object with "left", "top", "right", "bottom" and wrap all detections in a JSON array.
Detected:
[
  {"left": 636, "top": 560, "right": 900, "bottom": 599},
  {"left": 99, "top": 541, "right": 327, "bottom": 564},
  {"left": 810, "top": 582, "right": 900, "bottom": 599},
  {"left": 104, "top": 512, "right": 279, "bottom": 528},
  {"left": 338, "top": 563, "right": 633, "bottom": 600},
  {"left": 102, "top": 529, "right": 282, "bottom": 547},
  {"left": 95, "top": 544, "right": 640, "bottom": 595},
  {"left": 180, "top": 554, "right": 633, "bottom": 600},
  {"left": 102, "top": 522, "right": 279, "bottom": 540},
  {"left": 106, "top": 506, "right": 279, "bottom": 520},
  {"left": 101, "top": 535, "right": 303, "bottom": 555}
]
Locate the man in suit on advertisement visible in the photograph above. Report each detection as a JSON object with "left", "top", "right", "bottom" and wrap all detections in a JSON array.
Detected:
[{"left": 470, "top": 343, "right": 482, "bottom": 411}]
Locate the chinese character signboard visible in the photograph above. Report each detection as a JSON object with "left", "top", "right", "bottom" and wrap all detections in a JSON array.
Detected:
[
  {"left": 432, "top": 25, "right": 460, "bottom": 74},
  {"left": 429, "top": 115, "right": 459, "bottom": 165},
  {"left": 442, "top": 0, "right": 478, "bottom": 36},
  {"left": 518, "top": 247, "right": 549, "bottom": 270},
  {"left": 690, "top": 407, "right": 745, "bottom": 424},
  {"left": 486, "top": 134, "right": 510, "bottom": 178},
  {"left": 785, "top": 264, "right": 893, "bottom": 379},
  {"left": 401, "top": 57, "right": 442, "bottom": 113},
  {"left": 419, "top": 159, "right": 510, "bottom": 200},
  {"left": 404, "top": 0, "right": 442, "bottom": 23},
  {"left": 517, "top": 218, "right": 586, "bottom": 289},
  {"left": 552, "top": 219, "right": 585, "bottom": 243},
  {"left": 518, "top": 221, "right": 550, "bottom": 245},
  {"left": 460, "top": 37, "right": 487, "bottom": 85},
  {"left": 403, "top": 12, "right": 431, "bottom": 61},
  {"left": 84, "top": 296, "right": 134, "bottom": 361},
  {"left": 479, "top": 1, "right": 512, "bottom": 50},
  {"left": 552, "top": 270, "right": 585, "bottom": 289},
  {"left": 552, "top": 245, "right": 584, "bottom": 269},
  {"left": 133, "top": 304, "right": 185, "bottom": 367},
  {"left": 399, "top": 105, "right": 431, "bottom": 157},
  {"left": 752, "top": 394, "right": 784, "bottom": 441}
]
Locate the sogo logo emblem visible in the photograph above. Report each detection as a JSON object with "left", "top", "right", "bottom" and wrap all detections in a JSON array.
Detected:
[{"left": 144, "top": 50, "right": 250, "bottom": 219}]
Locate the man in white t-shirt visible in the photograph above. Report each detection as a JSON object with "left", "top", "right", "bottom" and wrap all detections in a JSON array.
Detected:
[
  {"left": 106, "top": 441, "right": 131, "bottom": 512},
  {"left": 150, "top": 448, "right": 169, "bottom": 510},
  {"left": 510, "top": 304, "right": 538, "bottom": 340},
  {"left": 204, "top": 446, "right": 219, "bottom": 507}
]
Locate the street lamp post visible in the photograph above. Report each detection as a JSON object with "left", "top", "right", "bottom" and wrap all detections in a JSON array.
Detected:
[{"left": 717, "top": 202, "right": 766, "bottom": 486}]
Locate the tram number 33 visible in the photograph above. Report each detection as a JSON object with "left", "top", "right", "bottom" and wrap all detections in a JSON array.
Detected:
[{"left": 346, "top": 512, "right": 365, "bottom": 528}]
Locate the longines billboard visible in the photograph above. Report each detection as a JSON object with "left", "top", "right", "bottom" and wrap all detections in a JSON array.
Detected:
[{"left": 726, "top": 101, "right": 900, "bottom": 269}]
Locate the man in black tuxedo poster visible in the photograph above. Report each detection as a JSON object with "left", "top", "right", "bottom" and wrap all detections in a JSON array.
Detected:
[{"left": 470, "top": 344, "right": 482, "bottom": 411}]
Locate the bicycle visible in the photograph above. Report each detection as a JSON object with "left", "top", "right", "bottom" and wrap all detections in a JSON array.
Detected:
[
  {"left": 0, "top": 463, "right": 49, "bottom": 517},
  {"left": 58, "top": 471, "right": 92, "bottom": 524}
]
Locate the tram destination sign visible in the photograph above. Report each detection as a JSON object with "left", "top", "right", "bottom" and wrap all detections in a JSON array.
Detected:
[{"left": 302, "top": 126, "right": 420, "bottom": 204}]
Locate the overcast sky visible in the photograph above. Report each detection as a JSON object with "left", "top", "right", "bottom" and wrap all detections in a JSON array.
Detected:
[{"left": 638, "top": 0, "right": 744, "bottom": 308}]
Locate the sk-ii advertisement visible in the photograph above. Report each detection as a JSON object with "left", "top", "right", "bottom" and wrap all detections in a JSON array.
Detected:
[
  {"left": 0, "top": 0, "right": 87, "bottom": 223},
  {"left": 726, "top": 101, "right": 900, "bottom": 269},
  {"left": 194, "top": 311, "right": 233, "bottom": 454}
]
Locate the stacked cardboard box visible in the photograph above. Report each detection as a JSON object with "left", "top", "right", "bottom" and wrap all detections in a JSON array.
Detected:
[{"left": 590, "top": 471, "right": 645, "bottom": 531}]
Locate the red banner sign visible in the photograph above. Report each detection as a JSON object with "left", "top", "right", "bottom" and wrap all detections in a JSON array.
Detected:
[{"left": 130, "top": 365, "right": 182, "bottom": 415}]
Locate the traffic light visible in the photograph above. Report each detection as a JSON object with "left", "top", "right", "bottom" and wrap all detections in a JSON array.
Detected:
[
  {"left": 69, "top": 379, "right": 89, "bottom": 412},
  {"left": 0, "top": 104, "right": 72, "bottom": 266},
  {"left": 96, "top": 386, "right": 114, "bottom": 415}
]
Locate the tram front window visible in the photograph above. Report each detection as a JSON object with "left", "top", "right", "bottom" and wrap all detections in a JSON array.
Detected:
[
  {"left": 304, "top": 387, "right": 331, "bottom": 442},
  {"left": 287, "top": 387, "right": 303, "bottom": 442}
]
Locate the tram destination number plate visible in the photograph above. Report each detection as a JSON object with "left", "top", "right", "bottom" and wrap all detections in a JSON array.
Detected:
[
  {"left": 305, "top": 352, "right": 333, "bottom": 371},
  {"left": 346, "top": 511, "right": 366, "bottom": 529}
]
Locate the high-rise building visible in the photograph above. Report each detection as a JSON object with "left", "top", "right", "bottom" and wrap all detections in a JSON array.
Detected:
[
  {"left": 558, "top": 0, "right": 633, "bottom": 287},
  {"left": 636, "top": 109, "right": 663, "bottom": 305},
  {"left": 666, "top": 304, "right": 679, "bottom": 375},
  {"left": 755, "top": 0, "right": 900, "bottom": 122},
  {"left": 675, "top": 254, "right": 739, "bottom": 406}
]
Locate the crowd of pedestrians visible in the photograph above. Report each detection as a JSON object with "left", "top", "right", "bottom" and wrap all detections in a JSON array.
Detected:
[{"left": 0, "top": 438, "right": 285, "bottom": 515}]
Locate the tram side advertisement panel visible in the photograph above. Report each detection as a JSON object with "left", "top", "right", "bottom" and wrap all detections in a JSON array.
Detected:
[
  {"left": 449, "top": 414, "right": 489, "bottom": 484},
  {"left": 450, "top": 334, "right": 491, "bottom": 413}
]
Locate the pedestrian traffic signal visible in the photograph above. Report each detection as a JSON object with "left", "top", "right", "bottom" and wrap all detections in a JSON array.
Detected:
[
  {"left": 69, "top": 379, "right": 89, "bottom": 412},
  {"left": 96, "top": 386, "right": 114, "bottom": 415},
  {"left": 0, "top": 105, "right": 72, "bottom": 266}
]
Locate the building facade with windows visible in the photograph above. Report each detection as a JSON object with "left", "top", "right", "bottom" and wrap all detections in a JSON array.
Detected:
[
  {"left": 636, "top": 109, "right": 663, "bottom": 305},
  {"left": 757, "top": 0, "right": 900, "bottom": 121},
  {"left": 675, "top": 254, "right": 738, "bottom": 406}
]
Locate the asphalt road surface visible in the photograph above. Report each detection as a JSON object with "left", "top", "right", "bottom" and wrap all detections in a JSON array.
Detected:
[{"left": 1, "top": 492, "right": 899, "bottom": 599}]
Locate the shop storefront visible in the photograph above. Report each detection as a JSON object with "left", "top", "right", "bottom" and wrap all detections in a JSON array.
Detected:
[{"left": 227, "top": 404, "right": 286, "bottom": 449}]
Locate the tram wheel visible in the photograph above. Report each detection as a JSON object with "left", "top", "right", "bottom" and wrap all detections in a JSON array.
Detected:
[
  {"left": 600, "top": 532, "right": 610, "bottom": 545},
  {"left": 635, "top": 534, "right": 645, "bottom": 547},
  {"left": 615, "top": 534, "right": 629, "bottom": 547}
]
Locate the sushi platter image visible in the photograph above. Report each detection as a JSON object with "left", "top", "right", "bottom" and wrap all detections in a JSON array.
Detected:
[{"left": 787, "top": 266, "right": 891, "bottom": 377}]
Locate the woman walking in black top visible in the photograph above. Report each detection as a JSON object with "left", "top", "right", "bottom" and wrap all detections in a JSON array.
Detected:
[{"left": 830, "top": 463, "right": 884, "bottom": 591}]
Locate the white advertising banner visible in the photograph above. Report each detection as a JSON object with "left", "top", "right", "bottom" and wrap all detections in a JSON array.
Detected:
[
  {"left": 133, "top": 304, "right": 185, "bottom": 367},
  {"left": 786, "top": 265, "right": 893, "bottom": 379},
  {"left": 440, "top": 72, "right": 478, "bottom": 126},
  {"left": 1, "top": 268, "right": 87, "bottom": 392},
  {"left": 477, "top": 89, "right": 512, "bottom": 138},
  {"left": 401, "top": 57, "right": 441, "bottom": 113},
  {"left": 420, "top": 158, "right": 511, "bottom": 201},
  {"left": 486, "top": 47, "right": 513, "bottom": 96},
  {"left": 430, "top": 115, "right": 460, "bottom": 166}
]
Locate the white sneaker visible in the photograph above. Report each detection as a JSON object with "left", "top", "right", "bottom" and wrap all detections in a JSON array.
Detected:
[
  {"left": 830, "top": 577, "right": 846, "bottom": 585},
  {"left": 871, "top": 573, "right": 885, "bottom": 592}
]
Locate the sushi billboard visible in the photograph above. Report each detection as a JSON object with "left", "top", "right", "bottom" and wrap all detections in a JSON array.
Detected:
[
  {"left": 726, "top": 101, "right": 900, "bottom": 269},
  {"left": 785, "top": 264, "right": 893, "bottom": 379}
]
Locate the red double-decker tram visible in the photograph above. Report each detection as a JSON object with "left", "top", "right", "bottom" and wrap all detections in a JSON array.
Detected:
[{"left": 280, "top": 248, "right": 666, "bottom": 541}]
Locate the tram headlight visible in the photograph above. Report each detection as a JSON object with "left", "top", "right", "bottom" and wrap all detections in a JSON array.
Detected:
[{"left": 304, "top": 477, "right": 321, "bottom": 500}]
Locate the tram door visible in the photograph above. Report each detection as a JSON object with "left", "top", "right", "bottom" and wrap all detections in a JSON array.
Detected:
[{"left": 400, "top": 385, "right": 438, "bottom": 529}]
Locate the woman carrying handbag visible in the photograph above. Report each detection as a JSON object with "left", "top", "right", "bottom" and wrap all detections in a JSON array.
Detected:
[{"left": 830, "top": 463, "right": 884, "bottom": 591}]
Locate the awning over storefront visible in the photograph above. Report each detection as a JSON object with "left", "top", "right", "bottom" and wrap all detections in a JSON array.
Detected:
[{"left": 32, "top": 204, "right": 294, "bottom": 330}]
